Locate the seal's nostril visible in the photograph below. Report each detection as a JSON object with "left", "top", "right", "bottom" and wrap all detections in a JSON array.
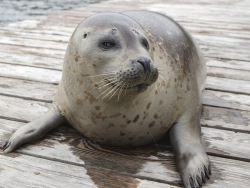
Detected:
[{"left": 137, "top": 58, "right": 151, "bottom": 73}]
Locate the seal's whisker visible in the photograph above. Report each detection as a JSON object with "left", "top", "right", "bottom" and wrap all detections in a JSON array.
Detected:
[
  {"left": 93, "top": 77, "right": 117, "bottom": 87},
  {"left": 158, "top": 69, "right": 168, "bottom": 80},
  {"left": 91, "top": 80, "right": 116, "bottom": 92},
  {"left": 147, "top": 126, "right": 161, "bottom": 152},
  {"left": 145, "top": 82, "right": 157, "bottom": 101},
  {"left": 117, "top": 82, "right": 127, "bottom": 102},
  {"left": 90, "top": 79, "right": 115, "bottom": 92},
  {"left": 108, "top": 81, "right": 123, "bottom": 99},
  {"left": 96, "top": 80, "right": 120, "bottom": 99},
  {"left": 103, "top": 81, "right": 122, "bottom": 100},
  {"left": 87, "top": 73, "right": 116, "bottom": 78},
  {"left": 158, "top": 75, "right": 166, "bottom": 93},
  {"left": 100, "top": 79, "right": 122, "bottom": 100},
  {"left": 109, "top": 81, "right": 124, "bottom": 101}
]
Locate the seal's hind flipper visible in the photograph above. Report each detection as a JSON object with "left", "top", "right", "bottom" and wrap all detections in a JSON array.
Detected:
[{"left": 3, "top": 105, "right": 64, "bottom": 153}]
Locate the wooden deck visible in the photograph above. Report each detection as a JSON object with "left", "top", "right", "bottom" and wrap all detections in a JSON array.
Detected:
[{"left": 0, "top": 0, "right": 250, "bottom": 187}]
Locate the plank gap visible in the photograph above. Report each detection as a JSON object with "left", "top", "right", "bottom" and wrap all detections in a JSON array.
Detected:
[
  {"left": 207, "top": 152, "right": 250, "bottom": 163},
  {"left": 0, "top": 61, "right": 62, "bottom": 71},
  {"left": 0, "top": 93, "right": 53, "bottom": 103},
  {"left": 201, "top": 124, "right": 250, "bottom": 135}
]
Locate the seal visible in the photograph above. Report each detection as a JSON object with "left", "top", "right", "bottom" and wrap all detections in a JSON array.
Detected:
[{"left": 3, "top": 10, "right": 210, "bottom": 188}]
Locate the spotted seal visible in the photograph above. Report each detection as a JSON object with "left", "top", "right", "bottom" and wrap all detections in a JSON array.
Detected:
[{"left": 3, "top": 10, "right": 211, "bottom": 188}]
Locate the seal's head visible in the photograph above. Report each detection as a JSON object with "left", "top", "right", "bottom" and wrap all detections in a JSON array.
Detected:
[{"left": 66, "top": 13, "right": 158, "bottom": 102}]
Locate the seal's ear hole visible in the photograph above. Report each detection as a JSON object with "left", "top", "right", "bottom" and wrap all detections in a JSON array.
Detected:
[{"left": 83, "top": 33, "right": 88, "bottom": 39}]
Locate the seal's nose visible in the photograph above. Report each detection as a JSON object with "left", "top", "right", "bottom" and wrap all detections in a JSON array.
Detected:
[{"left": 137, "top": 57, "right": 151, "bottom": 73}]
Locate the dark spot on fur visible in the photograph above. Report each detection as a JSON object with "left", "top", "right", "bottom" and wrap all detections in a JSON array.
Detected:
[
  {"left": 177, "top": 96, "right": 183, "bottom": 100},
  {"left": 152, "top": 47, "right": 155, "bottom": 51},
  {"left": 77, "top": 78, "right": 83, "bottom": 85},
  {"left": 129, "top": 137, "right": 134, "bottom": 140},
  {"left": 159, "top": 100, "right": 163, "bottom": 105},
  {"left": 186, "top": 84, "right": 190, "bottom": 91},
  {"left": 148, "top": 121, "right": 155, "bottom": 128},
  {"left": 127, "top": 120, "right": 131, "bottom": 124},
  {"left": 120, "top": 132, "right": 126, "bottom": 136},
  {"left": 74, "top": 54, "right": 80, "bottom": 62},
  {"left": 108, "top": 124, "right": 114, "bottom": 128},
  {"left": 154, "top": 90, "right": 158, "bottom": 94},
  {"left": 76, "top": 99, "right": 83, "bottom": 105},
  {"left": 133, "top": 115, "right": 140, "bottom": 123},
  {"left": 95, "top": 106, "right": 100, "bottom": 110},
  {"left": 123, "top": 115, "right": 126, "bottom": 119},
  {"left": 146, "top": 102, "right": 152, "bottom": 110},
  {"left": 159, "top": 56, "right": 162, "bottom": 59},
  {"left": 83, "top": 33, "right": 87, "bottom": 38},
  {"left": 154, "top": 114, "right": 158, "bottom": 119}
]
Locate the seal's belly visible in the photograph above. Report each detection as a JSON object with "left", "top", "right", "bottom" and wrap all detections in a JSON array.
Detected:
[
  {"left": 67, "top": 105, "right": 177, "bottom": 147},
  {"left": 74, "top": 119, "right": 172, "bottom": 146}
]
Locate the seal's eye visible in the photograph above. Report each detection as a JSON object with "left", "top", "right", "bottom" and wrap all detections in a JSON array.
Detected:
[
  {"left": 100, "top": 41, "right": 116, "bottom": 50},
  {"left": 142, "top": 38, "right": 149, "bottom": 50}
]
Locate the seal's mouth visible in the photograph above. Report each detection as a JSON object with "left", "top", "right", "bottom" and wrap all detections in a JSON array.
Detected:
[
  {"left": 134, "top": 83, "right": 149, "bottom": 92},
  {"left": 105, "top": 79, "right": 149, "bottom": 93}
]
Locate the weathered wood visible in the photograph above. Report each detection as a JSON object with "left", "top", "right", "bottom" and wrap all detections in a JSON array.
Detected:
[
  {"left": 206, "top": 77, "right": 250, "bottom": 95},
  {"left": 0, "top": 77, "right": 56, "bottom": 102},
  {"left": 203, "top": 90, "right": 250, "bottom": 111},
  {"left": 0, "top": 35, "right": 67, "bottom": 51},
  {"left": 201, "top": 106, "right": 250, "bottom": 133},
  {"left": 0, "top": 63, "right": 61, "bottom": 83},
  {"left": 206, "top": 58, "right": 250, "bottom": 71},
  {"left": 1, "top": 119, "right": 250, "bottom": 188},
  {"left": 0, "top": 151, "right": 179, "bottom": 188},
  {"left": 0, "top": 95, "right": 50, "bottom": 122},
  {"left": 207, "top": 67, "right": 250, "bottom": 81}
]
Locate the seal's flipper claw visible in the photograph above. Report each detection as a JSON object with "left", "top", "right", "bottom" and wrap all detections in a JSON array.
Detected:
[
  {"left": 208, "top": 163, "right": 212, "bottom": 176},
  {"left": 189, "top": 177, "right": 196, "bottom": 188},
  {"left": 196, "top": 175, "right": 202, "bottom": 187},
  {"left": 204, "top": 166, "right": 210, "bottom": 179},
  {"left": 3, "top": 105, "right": 64, "bottom": 153},
  {"left": 201, "top": 171, "right": 206, "bottom": 183},
  {"left": 3, "top": 141, "right": 11, "bottom": 152}
]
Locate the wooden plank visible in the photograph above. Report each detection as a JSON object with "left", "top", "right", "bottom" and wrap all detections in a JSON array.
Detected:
[
  {"left": 0, "top": 77, "right": 57, "bottom": 102},
  {"left": 0, "top": 52, "right": 62, "bottom": 70},
  {"left": 203, "top": 90, "right": 250, "bottom": 111},
  {"left": 202, "top": 127, "right": 250, "bottom": 160},
  {"left": 207, "top": 67, "right": 250, "bottom": 81},
  {"left": 0, "top": 29, "right": 70, "bottom": 43},
  {"left": 206, "top": 58, "right": 250, "bottom": 71},
  {"left": 0, "top": 63, "right": 61, "bottom": 84},
  {"left": 0, "top": 35, "right": 67, "bottom": 51},
  {"left": 202, "top": 106, "right": 250, "bottom": 133},
  {"left": 206, "top": 77, "right": 250, "bottom": 95},
  {"left": 0, "top": 119, "right": 250, "bottom": 188},
  {"left": 0, "top": 151, "right": 178, "bottom": 188},
  {"left": 0, "top": 95, "right": 50, "bottom": 122}
]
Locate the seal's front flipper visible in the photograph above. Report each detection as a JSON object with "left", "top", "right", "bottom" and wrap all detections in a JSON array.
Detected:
[
  {"left": 3, "top": 105, "right": 64, "bottom": 153},
  {"left": 169, "top": 110, "right": 211, "bottom": 188}
]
